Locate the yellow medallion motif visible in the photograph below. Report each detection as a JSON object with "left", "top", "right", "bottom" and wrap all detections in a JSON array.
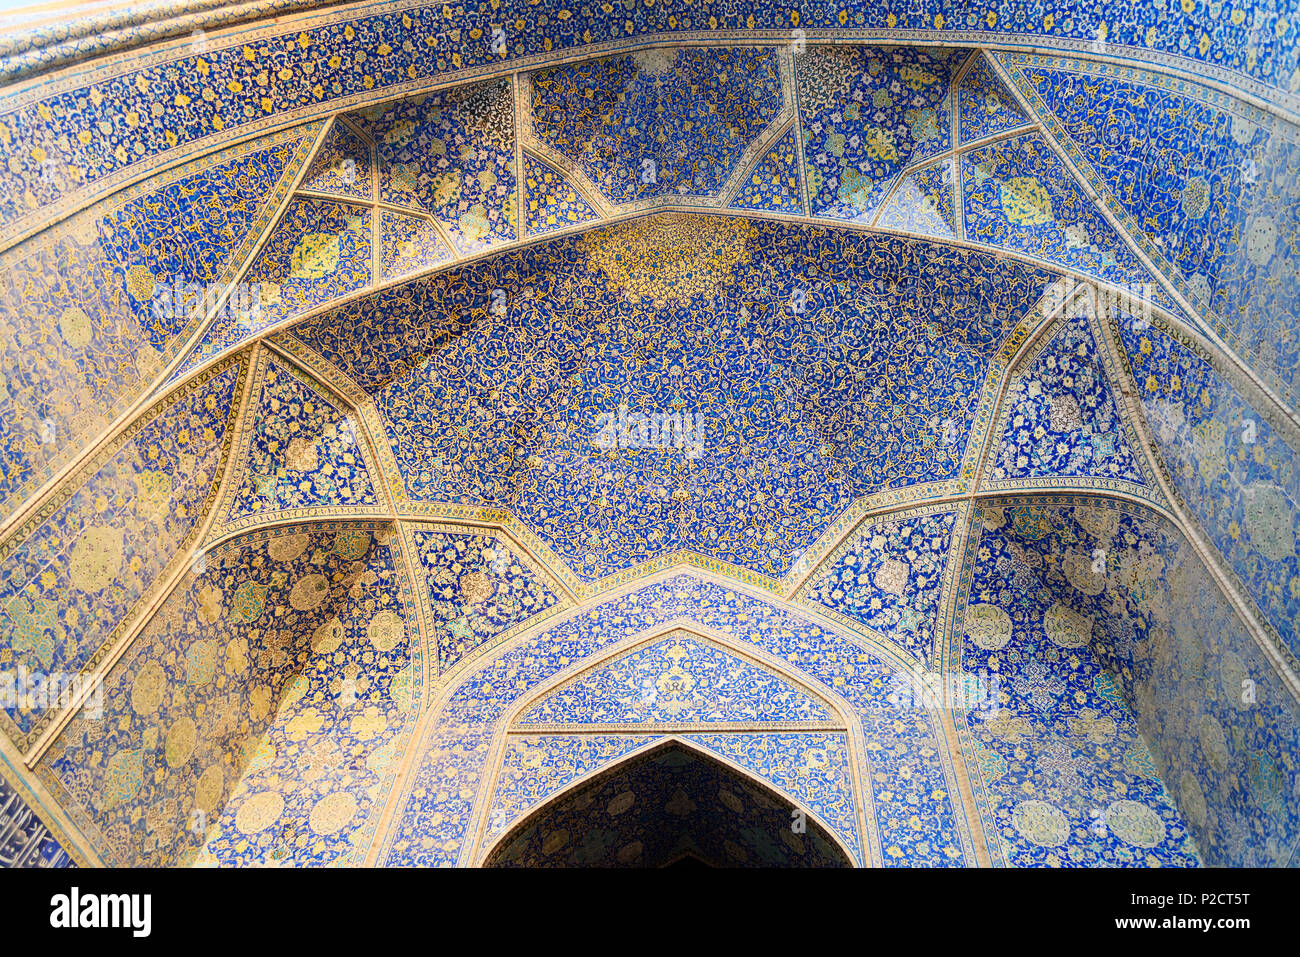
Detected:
[
  {"left": 235, "top": 791, "right": 284, "bottom": 834},
  {"left": 289, "top": 574, "right": 331, "bottom": 610},
  {"left": 131, "top": 661, "right": 167, "bottom": 715},
  {"left": 165, "top": 716, "right": 197, "bottom": 768},
  {"left": 999, "top": 176, "right": 1054, "bottom": 226},
  {"left": 289, "top": 232, "right": 341, "bottom": 279},
  {"left": 69, "top": 525, "right": 124, "bottom": 592},
  {"left": 58, "top": 306, "right": 93, "bottom": 349},
  {"left": 368, "top": 610, "right": 405, "bottom": 652},
  {"left": 458, "top": 570, "right": 494, "bottom": 604},
  {"left": 310, "top": 792, "right": 358, "bottom": 835}
]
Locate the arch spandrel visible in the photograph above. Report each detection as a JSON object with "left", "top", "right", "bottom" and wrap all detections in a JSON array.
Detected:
[{"left": 479, "top": 736, "right": 859, "bottom": 868}]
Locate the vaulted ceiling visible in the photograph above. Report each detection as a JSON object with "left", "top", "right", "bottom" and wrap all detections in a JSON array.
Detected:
[{"left": 0, "top": 1, "right": 1297, "bottom": 870}]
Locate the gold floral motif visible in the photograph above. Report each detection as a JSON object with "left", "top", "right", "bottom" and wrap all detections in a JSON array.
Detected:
[
  {"left": 999, "top": 175, "right": 1053, "bottom": 226},
  {"left": 580, "top": 215, "right": 753, "bottom": 307},
  {"left": 69, "top": 525, "right": 124, "bottom": 592},
  {"left": 289, "top": 231, "right": 341, "bottom": 279},
  {"left": 458, "top": 570, "right": 494, "bottom": 604}
]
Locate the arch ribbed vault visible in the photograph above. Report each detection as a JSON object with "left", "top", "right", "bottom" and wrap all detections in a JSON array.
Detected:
[{"left": 0, "top": 3, "right": 1297, "bottom": 869}]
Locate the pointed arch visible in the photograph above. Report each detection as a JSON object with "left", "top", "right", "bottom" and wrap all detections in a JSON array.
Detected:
[
  {"left": 477, "top": 735, "right": 858, "bottom": 868},
  {"left": 466, "top": 620, "right": 867, "bottom": 865}
]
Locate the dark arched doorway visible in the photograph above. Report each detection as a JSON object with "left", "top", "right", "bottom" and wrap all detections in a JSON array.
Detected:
[{"left": 482, "top": 741, "right": 853, "bottom": 867}]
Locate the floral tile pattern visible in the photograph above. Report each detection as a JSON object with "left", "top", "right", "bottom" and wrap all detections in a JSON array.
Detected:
[
  {"left": 38, "top": 521, "right": 416, "bottom": 866},
  {"left": 405, "top": 525, "right": 562, "bottom": 675},
  {"left": 219, "top": 355, "right": 379, "bottom": 527},
  {"left": 300, "top": 121, "right": 373, "bottom": 203},
  {"left": 197, "top": 525, "right": 420, "bottom": 867},
  {"left": 801, "top": 509, "right": 959, "bottom": 666},
  {"left": 181, "top": 197, "right": 373, "bottom": 371},
  {"left": 960, "top": 498, "right": 1298, "bottom": 867},
  {"left": 383, "top": 574, "right": 968, "bottom": 868},
  {"left": 1118, "top": 310, "right": 1300, "bottom": 668},
  {"left": 957, "top": 55, "right": 1030, "bottom": 145},
  {"left": 0, "top": 358, "right": 243, "bottom": 752},
  {"left": 530, "top": 47, "right": 784, "bottom": 206},
  {"left": 0, "top": 126, "right": 311, "bottom": 519},
  {"left": 516, "top": 632, "right": 838, "bottom": 726},
  {"left": 959, "top": 502, "right": 1202, "bottom": 867},
  {"left": 729, "top": 124, "right": 804, "bottom": 214},
  {"left": 962, "top": 132, "right": 1172, "bottom": 298},
  {"left": 798, "top": 45, "right": 960, "bottom": 225},
  {"left": 379, "top": 210, "right": 452, "bottom": 280},
  {"left": 1007, "top": 55, "right": 1300, "bottom": 411},
  {"left": 354, "top": 79, "right": 518, "bottom": 254},
  {"left": 293, "top": 213, "right": 1053, "bottom": 581},
  {"left": 521, "top": 154, "right": 600, "bottom": 237},
  {"left": 875, "top": 161, "right": 958, "bottom": 239},
  {"left": 2, "top": 2, "right": 1294, "bottom": 245},
  {"left": 987, "top": 314, "right": 1147, "bottom": 486}
]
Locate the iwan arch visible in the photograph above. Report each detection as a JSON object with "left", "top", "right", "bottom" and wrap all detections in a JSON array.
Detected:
[{"left": 0, "top": 0, "right": 1297, "bottom": 869}]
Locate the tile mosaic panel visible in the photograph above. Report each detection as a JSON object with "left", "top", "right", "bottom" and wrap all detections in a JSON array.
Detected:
[
  {"left": 802, "top": 509, "right": 958, "bottom": 665},
  {"left": 299, "top": 121, "right": 374, "bottom": 202},
  {"left": 530, "top": 47, "right": 784, "bottom": 205},
  {"left": 1118, "top": 311, "right": 1300, "bottom": 666},
  {"left": 382, "top": 574, "right": 968, "bottom": 867},
  {"left": 959, "top": 502, "right": 1202, "bottom": 867},
  {"left": 353, "top": 78, "right": 518, "bottom": 254},
  {"left": 521, "top": 154, "right": 600, "bottom": 238},
  {"left": 0, "top": 357, "right": 243, "bottom": 752},
  {"left": 197, "top": 525, "right": 420, "bottom": 866},
  {"left": 38, "top": 521, "right": 405, "bottom": 866},
  {"left": 875, "top": 161, "right": 958, "bottom": 239},
  {"left": 218, "top": 355, "right": 379, "bottom": 529},
  {"left": 379, "top": 209, "right": 453, "bottom": 280},
  {"left": 2, "top": 2, "right": 1294, "bottom": 245},
  {"left": 957, "top": 55, "right": 1030, "bottom": 145},
  {"left": 0, "top": 127, "right": 311, "bottom": 518},
  {"left": 798, "top": 45, "right": 959, "bottom": 225},
  {"left": 961, "top": 498, "right": 1299, "bottom": 867},
  {"left": 516, "top": 632, "right": 838, "bottom": 726},
  {"left": 729, "top": 124, "right": 804, "bottom": 215},
  {"left": 293, "top": 213, "right": 1055, "bottom": 581},
  {"left": 182, "top": 196, "right": 373, "bottom": 370},
  {"left": 987, "top": 314, "right": 1147, "bottom": 486},
  {"left": 1009, "top": 56, "right": 1300, "bottom": 410},
  {"left": 962, "top": 131, "right": 1172, "bottom": 297},
  {"left": 405, "top": 525, "right": 562, "bottom": 675}
]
